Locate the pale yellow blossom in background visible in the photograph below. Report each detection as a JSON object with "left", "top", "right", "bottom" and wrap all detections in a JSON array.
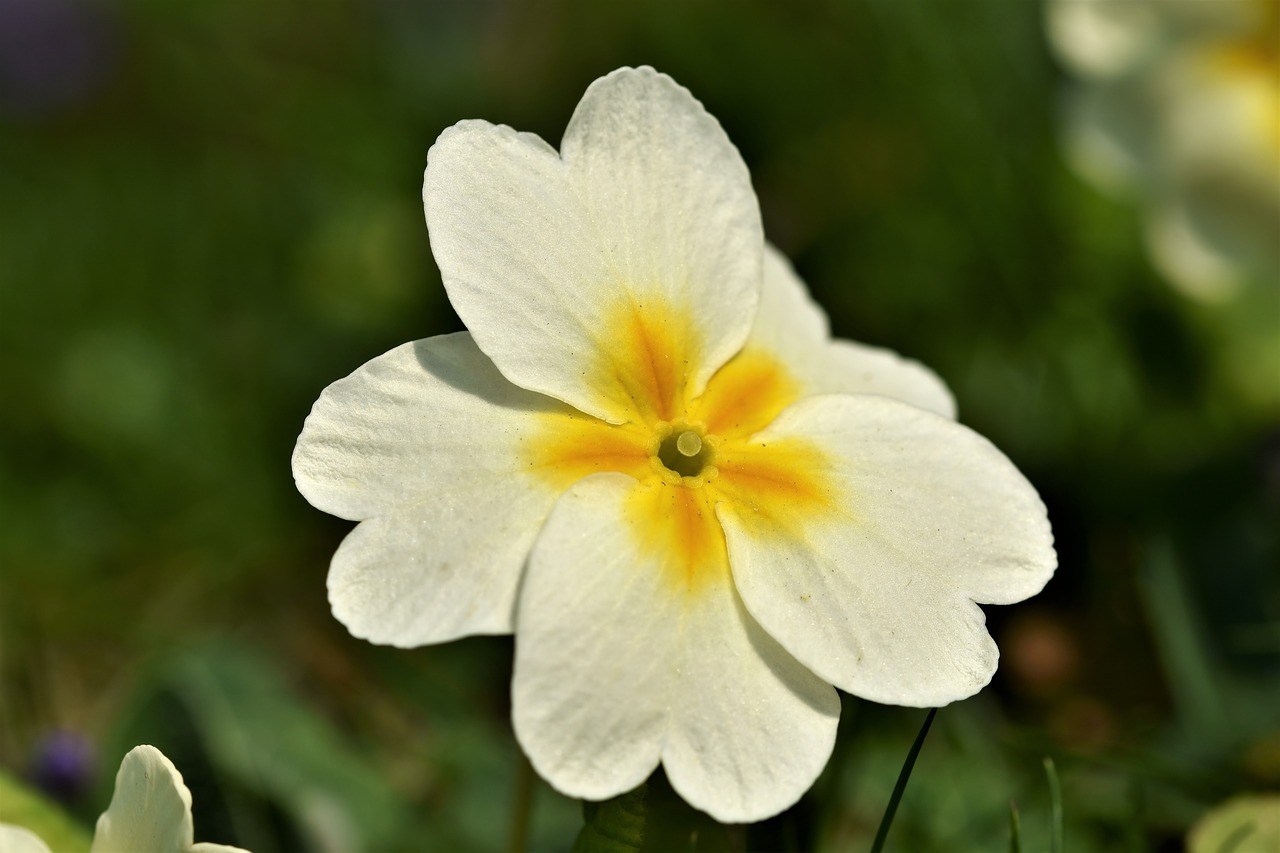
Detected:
[{"left": 1047, "top": 0, "right": 1280, "bottom": 299}]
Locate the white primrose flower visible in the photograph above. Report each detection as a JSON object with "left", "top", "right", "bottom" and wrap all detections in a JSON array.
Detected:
[
  {"left": 1, "top": 745, "right": 248, "bottom": 853},
  {"left": 1047, "top": 0, "right": 1280, "bottom": 299},
  {"left": 292, "top": 67, "right": 1056, "bottom": 822}
]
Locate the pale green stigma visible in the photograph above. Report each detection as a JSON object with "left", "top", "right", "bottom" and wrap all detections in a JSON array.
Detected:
[
  {"left": 656, "top": 425, "right": 715, "bottom": 480},
  {"left": 676, "top": 431, "right": 703, "bottom": 458}
]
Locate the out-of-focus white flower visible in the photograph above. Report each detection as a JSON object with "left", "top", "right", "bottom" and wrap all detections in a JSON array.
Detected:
[
  {"left": 294, "top": 66, "right": 1056, "bottom": 822},
  {"left": 1048, "top": 0, "right": 1280, "bottom": 299},
  {"left": 0, "top": 745, "right": 248, "bottom": 853},
  {"left": 0, "top": 824, "right": 53, "bottom": 853}
]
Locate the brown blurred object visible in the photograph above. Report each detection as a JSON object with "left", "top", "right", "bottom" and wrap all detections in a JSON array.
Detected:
[
  {"left": 1048, "top": 696, "right": 1118, "bottom": 753},
  {"left": 1002, "top": 610, "right": 1081, "bottom": 698}
]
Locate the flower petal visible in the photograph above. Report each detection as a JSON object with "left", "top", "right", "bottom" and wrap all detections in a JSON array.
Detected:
[
  {"left": 561, "top": 68, "right": 763, "bottom": 405},
  {"left": 1047, "top": 0, "right": 1258, "bottom": 79},
  {"left": 1046, "top": 0, "right": 1163, "bottom": 78},
  {"left": 0, "top": 825, "right": 53, "bottom": 853},
  {"left": 424, "top": 67, "right": 762, "bottom": 423},
  {"left": 719, "top": 395, "right": 1056, "bottom": 707},
  {"left": 750, "top": 246, "right": 956, "bottom": 419},
  {"left": 512, "top": 473, "right": 839, "bottom": 823},
  {"left": 91, "top": 746, "right": 194, "bottom": 853},
  {"left": 293, "top": 333, "right": 562, "bottom": 519},
  {"left": 293, "top": 334, "right": 571, "bottom": 644}
]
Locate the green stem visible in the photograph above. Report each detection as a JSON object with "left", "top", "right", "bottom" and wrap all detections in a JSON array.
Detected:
[
  {"left": 1044, "top": 757, "right": 1063, "bottom": 853},
  {"left": 1008, "top": 800, "right": 1022, "bottom": 853},
  {"left": 508, "top": 751, "right": 535, "bottom": 853},
  {"left": 869, "top": 708, "right": 937, "bottom": 853}
]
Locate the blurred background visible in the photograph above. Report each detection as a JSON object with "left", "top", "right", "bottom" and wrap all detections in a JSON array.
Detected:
[{"left": 1, "top": 0, "right": 1277, "bottom": 850}]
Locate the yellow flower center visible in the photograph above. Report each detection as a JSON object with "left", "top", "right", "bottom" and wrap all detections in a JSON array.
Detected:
[{"left": 525, "top": 294, "right": 839, "bottom": 594}]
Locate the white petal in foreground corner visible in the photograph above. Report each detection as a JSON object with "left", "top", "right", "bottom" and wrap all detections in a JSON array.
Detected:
[
  {"left": 512, "top": 473, "right": 839, "bottom": 824},
  {"left": 721, "top": 394, "right": 1056, "bottom": 708},
  {"left": 293, "top": 333, "right": 574, "bottom": 646},
  {"left": 0, "top": 824, "right": 53, "bottom": 853},
  {"left": 91, "top": 745, "right": 248, "bottom": 853},
  {"left": 424, "top": 67, "right": 762, "bottom": 424}
]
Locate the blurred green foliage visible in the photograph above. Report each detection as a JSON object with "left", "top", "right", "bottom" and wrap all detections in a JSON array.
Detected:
[
  {"left": 0, "top": 769, "right": 93, "bottom": 852},
  {"left": 1, "top": 0, "right": 1276, "bottom": 850}
]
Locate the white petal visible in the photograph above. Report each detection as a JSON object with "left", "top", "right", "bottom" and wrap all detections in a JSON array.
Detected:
[
  {"left": 719, "top": 395, "right": 1056, "bottom": 707},
  {"left": 293, "top": 334, "right": 568, "bottom": 645},
  {"left": 1047, "top": 0, "right": 1258, "bottom": 78},
  {"left": 561, "top": 68, "right": 763, "bottom": 399},
  {"left": 512, "top": 474, "right": 839, "bottom": 823},
  {"left": 751, "top": 246, "right": 955, "bottom": 418},
  {"left": 293, "top": 333, "right": 562, "bottom": 519},
  {"left": 1151, "top": 57, "right": 1280, "bottom": 296},
  {"left": 91, "top": 746, "right": 194, "bottom": 853},
  {"left": 424, "top": 67, "right": 761, "bottom": 423},
  {"left": 1146, "top": 198, "right": 1240, "bottom": 301},
  {"left": 1046, "top": 0, "right": 1162, "bottom": 78},
  {"left": 0, "top": 825, "right": 52, "bottom": 853}
]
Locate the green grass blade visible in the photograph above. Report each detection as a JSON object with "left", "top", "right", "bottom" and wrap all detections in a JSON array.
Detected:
[
  {"left": 1044, "top": 757, "right": 1064, "bottom": 853},
  {"left": 1009, "top": 800, "right": 1022, "bottom": 853},
  {"left": 869, "top": 708, "right": 937, "bottom": 853},
  {"left": 1138, "top": 537, "right": 1231, "bottom": 744},
  {"left": 508, "top": 752, "right": 536, "bottom": 853}
]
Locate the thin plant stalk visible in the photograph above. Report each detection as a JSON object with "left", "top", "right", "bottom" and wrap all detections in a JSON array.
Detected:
[
  {"left": 1044, "top": 757, "right": 1064, "bottom": 853},
  {"left": 508, "top": 751, "right": 536, "bottom": 853},
  {"left": 869, "top": 708, "right": 937, "bottom": 853},
  {"left": 1009, "top": 800, "right": 1022, "bottom": 853}
]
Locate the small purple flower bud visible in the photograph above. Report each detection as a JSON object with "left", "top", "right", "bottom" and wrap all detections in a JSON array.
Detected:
[{"left": 27, "top": 730, "right": 96, "bottom": 805}]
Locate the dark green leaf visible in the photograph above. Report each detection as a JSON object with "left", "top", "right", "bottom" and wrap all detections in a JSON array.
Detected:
[
  {"left": 572, "top": 771, "right": 745, "bottom": 853},
  {"left": 573, "top": 782, "right": 648, "bottom": 853}
]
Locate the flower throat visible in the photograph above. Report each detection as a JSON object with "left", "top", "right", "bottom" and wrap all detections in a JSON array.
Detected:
[{"left": 656, "top": 423, "right": 716, "bottom": 480}]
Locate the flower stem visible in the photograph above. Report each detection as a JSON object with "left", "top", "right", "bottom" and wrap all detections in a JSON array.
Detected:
[
  {"left": 1044, "top": 756, "right": 1064, "bottom": 853},
  {"left": 508, "top": 751, "right": 535, "bottom": 853},
  {"left": 869, "top": 708, "right": 937, "bottom": 853}
]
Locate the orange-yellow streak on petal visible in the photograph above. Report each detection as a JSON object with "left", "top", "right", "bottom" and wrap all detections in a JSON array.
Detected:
[
  {"left": 523, "top": 412, "right": 652, "bottom": 491},
  {"left": 587, "top": 296, "right": 699, "bottom": 424},
  {"left": 692, "top": 346, "right": 802, "bottom": 439},
  {"left": 623, "top": 481, "right": 729, "bottom": 596},
  {"left": 712, "top": 436, "right": 842, "bottom": 535}
]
